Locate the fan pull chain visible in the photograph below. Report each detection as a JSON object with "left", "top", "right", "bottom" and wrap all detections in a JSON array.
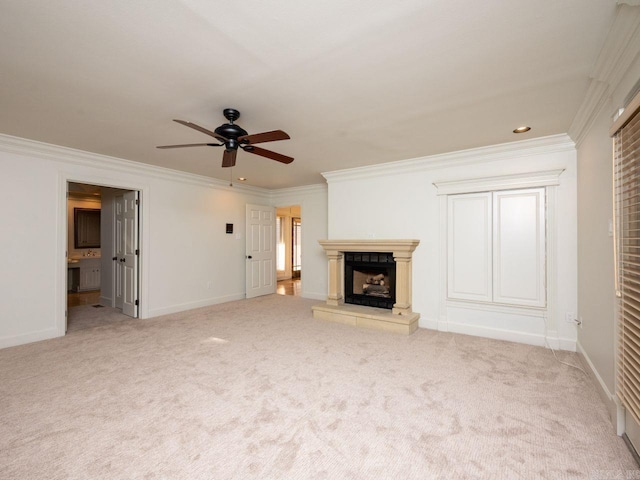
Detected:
[{"left": 229, "top": 167, "right": 233, "bottom": 187}]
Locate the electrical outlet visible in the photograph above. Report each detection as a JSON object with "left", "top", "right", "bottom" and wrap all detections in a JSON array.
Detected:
[{"left": 565, "top": 312, "right": 575, "bottom": 324}]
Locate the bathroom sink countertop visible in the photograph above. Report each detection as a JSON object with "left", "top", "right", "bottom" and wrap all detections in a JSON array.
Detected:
[{"left": 68, "top": 256, "right": 101, "bottom": 264}]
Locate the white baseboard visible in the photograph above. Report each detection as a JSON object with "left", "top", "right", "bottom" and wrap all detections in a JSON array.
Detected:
[
  {"left": 419, "top": 317, "right": 439, "bottom": 330},
  {"left": 99, "top": 295, "right": 113, "bottom": 307},
  {"left": 419, "top": 318, "right": 576, "bottom": 351},
  {"left": 146, "top": 293, "right": 246, "bottom": 318},
  {"left": 576, "top": 340, "right": 620, "bottom": 432},
  {"left": 301, "top": 291, "right": 327, "bottom": 301},
  {"left": 0, "top": 327, "right": 60, "bottom": 349}
]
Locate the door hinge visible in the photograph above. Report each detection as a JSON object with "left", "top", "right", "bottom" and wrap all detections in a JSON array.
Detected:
[
  {"left": 135, "top": 249, "right": 139, "bottom": 255},
  {"left": 135, "top": 299, "right": 139, "bottom": 306},
  {"left": 135, "top": 199, "right": 139, "bottom": 205}
]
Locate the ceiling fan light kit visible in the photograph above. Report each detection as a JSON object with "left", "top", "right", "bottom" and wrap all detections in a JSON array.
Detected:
[{"left": 157, "top": 108, "right": 293, "bottom": 168}]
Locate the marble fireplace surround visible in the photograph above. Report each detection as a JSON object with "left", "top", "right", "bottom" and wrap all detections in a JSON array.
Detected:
[{"left": 312, "top": 239, "right": 420, "bottom": 334}]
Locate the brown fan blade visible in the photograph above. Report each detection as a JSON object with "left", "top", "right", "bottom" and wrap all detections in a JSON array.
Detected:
[
  {"left": 157, "top": 143, "right": 222, "bottom": 149},
  {"left": 173, "top": 119, "right": 227, "bottom": 142},
  {"left": 245, "top": 145, "right": 294, "bottom": 164},
  {"left": 238, "top": 130, "right": 290, "bottom": 145},
  {"left": 222, "top": 149, "right": 237, "bottom": 168}
]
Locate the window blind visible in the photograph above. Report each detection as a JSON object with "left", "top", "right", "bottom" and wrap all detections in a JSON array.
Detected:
[{"left": 614, "top": 93, "right": 640, "bottom": 424}]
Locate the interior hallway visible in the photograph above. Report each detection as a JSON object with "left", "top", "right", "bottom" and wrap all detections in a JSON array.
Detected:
[{"left": 277, "top": 278, "right": 301, "bottom": 296}]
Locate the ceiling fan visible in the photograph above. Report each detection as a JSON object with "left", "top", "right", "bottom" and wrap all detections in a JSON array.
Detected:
[{"left": 157, "top": 108, "right": 293, "bottom": 168}]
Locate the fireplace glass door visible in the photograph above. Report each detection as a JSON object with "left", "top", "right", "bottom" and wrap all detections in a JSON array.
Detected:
[{"left": 344, "top": 252, "right": 396, "bottom": 309}]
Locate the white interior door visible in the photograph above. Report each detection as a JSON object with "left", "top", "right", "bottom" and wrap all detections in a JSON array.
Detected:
[
  {"left": 114, "top": 191, "right": 139, "bottom": 317},
  {"left": 114, "top": 195, "right": 124, "bottom": 310},
  {"left": 246, "top": 204, "right": 276, "bottom": 298},
  {"left": 122, "top": 191, "right": 139, "bottom": 317}
]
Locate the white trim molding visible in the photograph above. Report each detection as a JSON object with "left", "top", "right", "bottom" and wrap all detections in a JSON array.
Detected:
[
  {"left": 577, "top": 340, "right": 621, "bottom": 432},
  {"left": 433, "top": 169, "right": 564, "bottom": 196},
  {"left": 269, "top": 183, "right": 327, "bottom": 200},
  {"left": 569, "top": 3, "right": 640, "bottom": 145},
  {"left": 322, "top": 134, "right": 574, "bottom": 185},
  {"left": 0, "top": 133, "right": 272, "bottom": 198}
]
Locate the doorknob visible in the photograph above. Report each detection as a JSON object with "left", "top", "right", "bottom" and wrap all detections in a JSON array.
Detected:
[
  {"left": 246, "top": 255, "right": 252, "bottom": 259},
  {"left": 112, "top": 257, "right": 117, "bottom": 261},
  {"left": 120, "top": 258, "right": 126, "bottom": 262}
]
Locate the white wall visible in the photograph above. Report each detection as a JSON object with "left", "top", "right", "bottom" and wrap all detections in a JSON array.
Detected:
[
  {"left": 271, "top": 185, "right": 328, "bottom": 300},
  {"left": 576, "top": 44, "right": 640, "bottom": 402},
  {"left": 146, "top": 178, "right": 266, "bottom": 316},
  {"left": 325, "top": 135, "right": 578, "bottom": 349},
  {"left": 569, "top": 4, "right": 640, "bottom": 430},
  {"left": 0, "top": 135, "right": 291, "bottom": 348},
  {"left": 0, "top": 149, "right": 60, "bottom": 346}
]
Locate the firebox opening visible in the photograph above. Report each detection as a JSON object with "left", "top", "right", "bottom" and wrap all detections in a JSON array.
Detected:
[
  {"left": 353, "top": 268, "right": 392, "bottom": 298},
  {"left": 344, "top": 252, "right": 396, "bottom": 309}
]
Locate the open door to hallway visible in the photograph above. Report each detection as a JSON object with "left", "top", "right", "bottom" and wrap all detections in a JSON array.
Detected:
[{"left": 275, "top": 205, "right": 302, "bottom": 296}]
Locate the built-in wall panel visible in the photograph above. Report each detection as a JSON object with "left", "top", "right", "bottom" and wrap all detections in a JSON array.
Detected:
[
  {"left": 447, "top": 188, "right": 546, "bottom": 308},
  {"left": 447, "top": 192, "right": 492, "bottom": 302},
  {"left": 493, "top": 188, "right": 546, "bottom": 307}
]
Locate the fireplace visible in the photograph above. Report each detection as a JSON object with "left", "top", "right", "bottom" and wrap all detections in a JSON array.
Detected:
[
  {"left": 313, "top": 239, "right": 420, "bottom": 334},
  {"left": 344, "top": 252, "right": 395, "bottom": 309}
]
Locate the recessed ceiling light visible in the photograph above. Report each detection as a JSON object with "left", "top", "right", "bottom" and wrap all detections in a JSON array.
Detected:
[
  {"left": 513, "top": 126, "right": 531, "bottom": 134},
  {"left": 237, "top": 177, "right": 247, "bottom": 181}
]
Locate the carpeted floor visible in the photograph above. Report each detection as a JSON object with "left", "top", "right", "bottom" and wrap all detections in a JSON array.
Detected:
[
  {"left": 67, "top": 304, "right": 131, "bottom": 333},
  {"left": 0, "top": 295, "right": 636, "bottom": 479}
]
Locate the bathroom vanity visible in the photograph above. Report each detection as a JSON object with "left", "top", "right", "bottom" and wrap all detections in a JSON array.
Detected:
[{"left": 67, "top": 256, "right": 101, "bottom": 292}]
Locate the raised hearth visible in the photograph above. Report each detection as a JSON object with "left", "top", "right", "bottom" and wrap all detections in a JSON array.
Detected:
[{"left": 313, "top": 239, "right": 420, "bottom": 334}]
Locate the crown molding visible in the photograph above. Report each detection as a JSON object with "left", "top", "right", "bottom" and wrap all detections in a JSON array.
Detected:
[
  {"left": 433, "top": 169, "right": 565, "bottom": 196},
  {"left": 568, "top": 3, "right": 640, "bottom": 145},
  {"left": 0, "top": 133, "right": 271, "bottom": 198},
  {"left": 269, "top": 183, "right": 327, "bottom": 200},
  {"left": 567, "top": 80, "right": 611, "bottom": 147},
  {"left": 322, "top": 134, "right": 574, "bottom": 185}
]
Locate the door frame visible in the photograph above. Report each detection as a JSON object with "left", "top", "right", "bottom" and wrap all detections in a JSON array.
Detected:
[{"left": 58, "top": 173, "right": 149, "bottom": 336}]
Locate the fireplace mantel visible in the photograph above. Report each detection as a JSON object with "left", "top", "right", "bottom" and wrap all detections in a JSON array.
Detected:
[
  {"left": 313, "top": 239, "right": 420, "bottom": 334},
  {"left": 317, "top": 239, "right": 420, "bottom": 255}
]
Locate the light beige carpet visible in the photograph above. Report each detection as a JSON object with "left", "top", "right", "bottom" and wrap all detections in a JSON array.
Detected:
[
  {"left": 67, "top": 304, "right": 131, "bottom": 333},
  {"left": 0, "top": 295, "right": 636, "bottom": 479}
]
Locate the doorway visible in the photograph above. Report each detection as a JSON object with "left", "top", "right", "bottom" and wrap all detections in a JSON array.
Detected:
[
  {"left": 276, "top": 205, "right": 301, "bottom": 297},
  {"left": 66, "top": 182, "right": 140, "bottom": 332}
]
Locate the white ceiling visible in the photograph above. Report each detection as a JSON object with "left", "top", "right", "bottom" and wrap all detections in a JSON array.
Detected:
[{"left": 0, "top": 0, "right": 619, "bottom": 188}]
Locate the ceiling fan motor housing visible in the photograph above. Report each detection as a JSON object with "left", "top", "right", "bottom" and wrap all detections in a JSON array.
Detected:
[{"left": 214, "top": 123, "right": 248, "bottom": 151}]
